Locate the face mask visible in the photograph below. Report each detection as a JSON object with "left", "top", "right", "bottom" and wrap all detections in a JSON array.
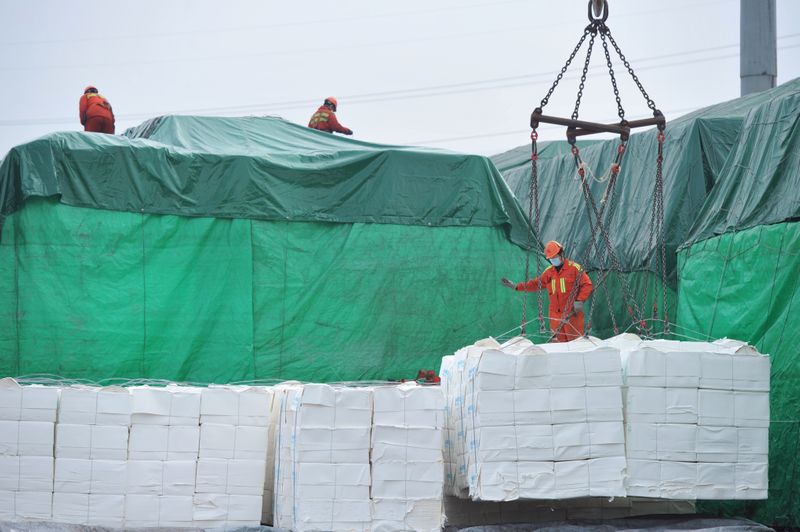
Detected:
[{"left": 549, "top": 257, "right": 562, "bottom": 267}]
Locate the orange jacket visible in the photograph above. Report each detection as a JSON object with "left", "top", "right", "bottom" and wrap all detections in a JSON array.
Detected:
[
  {"left": 308, "top": 105, "right": 351, "bottom": 134},
  {"left": 79, "top": 93, "right": 114, "bottom": 126},
  {"left": 516, "top": 259, "right": 593, "bottom": 341}
]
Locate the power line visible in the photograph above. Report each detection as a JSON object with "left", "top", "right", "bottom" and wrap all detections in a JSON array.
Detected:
[
  {"left": 0, "top": 0, "right": 742, "bottom": 71},
  {"left": 0, "top": 0, "right": 532, "bottom": 47},
  {"left": 1, "top": 41, "right": 798, "bottom": 128},
  {"left": 176, "top": 35, "right": 800, "bottom": 114}
]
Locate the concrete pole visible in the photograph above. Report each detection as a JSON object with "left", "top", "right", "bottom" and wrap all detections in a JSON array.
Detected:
[{"left": 740, "top": 0, "right": 777, "bottom": 96}]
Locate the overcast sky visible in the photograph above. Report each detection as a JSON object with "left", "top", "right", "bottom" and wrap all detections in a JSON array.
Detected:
[{"left": 1, "top": 0, "right": 798, "bottom": 159}]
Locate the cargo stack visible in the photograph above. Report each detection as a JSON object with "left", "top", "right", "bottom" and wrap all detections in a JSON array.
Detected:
[
  {"left": 1, "top": 381, "right": 275, "bottom": 527},
  {"left": 272, "top": 383, "right": 447, "bottom": 531},
  {"left": 52, "top": 385, "right": 131, "bottom": 526},
  {"left": 194, "top": 385, "right": 272, "bottom": 528},
  {"left": 371, "top": 384, "right": 445, "bottom": 532},
  {"left": 0, "top": 379, "right": 58, "bottom": 521},
  {"left": 443, "top": 337, "right": 627, "bottom": 501},
  {"left": 274, "top": 383, "right": 373, "bottom": 532},
  {"left": 612, "top": 337, "right": 770, "bottom": 499},
  {"left": 124, "top": 385, "right": 201, "bottom": 527},
  {"left": 263, "top": 383, "right": 291, "bottom": 525},
  {"left": 441, "top": 339, "right": 501, "bottom": 498}
]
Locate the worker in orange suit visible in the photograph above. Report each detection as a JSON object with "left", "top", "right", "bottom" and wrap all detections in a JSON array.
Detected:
[
  {"left": 79, "top": 86, "right": 115, "bottom": 134},
  {"left": 308, "top": 97, "right": 353, "bottom": 135},
  {"left": 501, "top": 240, "right": 593, "bottom": 342}
]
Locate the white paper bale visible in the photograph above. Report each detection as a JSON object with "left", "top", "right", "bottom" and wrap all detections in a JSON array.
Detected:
[
  {"left": 200, "top": 385, "right": 273, "bottom": 426},
  {"left": 130, "top": 385, "right": 201, "bottom": 425}
]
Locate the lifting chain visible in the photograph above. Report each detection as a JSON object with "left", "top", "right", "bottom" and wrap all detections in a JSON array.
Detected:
[
  {"left": 606, "top": 31, "right": 658, "bottom": 112},
  {"left": 600, "top": 32, "right": 626, "bottom": 121},
  {"left": 571, "top": 142, "right": 650, "bottom": 337},
  {"left": 539, "top": 30, "right": 592, "bottom": 110},
  {"left": 522, "top": 130, "right": 547, "bottom": 336},
  {"left": 656, "top": 127, "right": 670, "bottom": 334},
  {"left": 523, "top": 0, "right": 668, "bottom": 340},
  {"left": 571, "top": 30, "right": 597, "bottom": 120}
]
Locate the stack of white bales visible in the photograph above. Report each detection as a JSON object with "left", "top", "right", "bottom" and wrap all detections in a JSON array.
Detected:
[
  {"left": 274, "top": 383, "right": 373, "bottom": 532},
  {"left": 123, "top": 385, "right": 202, "bottom": 527},
  {"left": 272, "top": 382, "right": 446, "bottom": 532},
  {"left": 0, "top": 381, "right": 274, "bottom": 527},
  {"left": 610, "top": 336, "right": 770, "bottom": 499},
  {"left": 442, "top": 336, "right": 626, "bottom": 501},
  {"left": 54, "top": 385, "right": 131, "bottom": 526},
  {"left": 441, "top": 339, "right": 496, "bottom": 499},
  {"left": 371, "top": 383, "right": 445, "bottom": 532},
  {"left": 194, "top": 385, "right": 273, "bottom": 528},
  {"left": 263, "top": 382, "right": 295, "bottom": 525},
  {"left": 0, "top": 379, "right": 58, "bottom": 521}
]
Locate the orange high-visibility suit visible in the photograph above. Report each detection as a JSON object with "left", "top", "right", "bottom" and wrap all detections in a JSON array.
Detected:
[
  {"left": 516, "top": 259, "right": 593, "bottom": 342},
  {"left": 308, "top": 106, "right": 352, "bottom": 135},
  {"left": 79, "top": 93, "right": 115, "bottom": 134}
]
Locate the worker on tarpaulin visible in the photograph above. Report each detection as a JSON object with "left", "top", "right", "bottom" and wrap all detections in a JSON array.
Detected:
[
  {"left": 79, "top": 86, "right": 115, "bottom": 134},
  {"left": 501, "top": 240, "right": 593, "bottom": 342},
  {"left": 308, "top": 97, "right": 353, "bottom": 135}
]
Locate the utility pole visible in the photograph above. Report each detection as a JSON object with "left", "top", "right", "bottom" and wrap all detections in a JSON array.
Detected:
[{"left": 740, "top": 0, "right": 777, "bottom": 95}]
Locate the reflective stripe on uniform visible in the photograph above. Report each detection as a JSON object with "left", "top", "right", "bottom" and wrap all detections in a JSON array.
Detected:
[
  {"left": 551, "top": 279, "right": 556, "bottom": 294},
  {"left": 310, "top": 112, "right": 330, "bottom": 125},
  {"left": 560, "top": 278, "right": 566, "bottom": 293}
]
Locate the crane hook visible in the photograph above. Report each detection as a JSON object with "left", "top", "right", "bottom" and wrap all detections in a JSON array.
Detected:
[{"left": 589, "top": 0, "right": 609, "bottom": 22}]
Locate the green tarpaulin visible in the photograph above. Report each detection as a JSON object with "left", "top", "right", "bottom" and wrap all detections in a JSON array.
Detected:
[
  {"left": 0, "top": 116, "right": 538, "bottom": 383},
  {"left": 673, "top": 80, "right": 800, "bottom": 527},
  {"left": 491, "top": 79, "right": 800, "bottom": 335},
  {"left": 0, "top": 197, "right": 528, "bottom": 383},
  {"left": 0, "top": 115, "right": 530, "bottom": 248},
  {"left": 678, "top": 223, "right": 800, "bottom": 527}
]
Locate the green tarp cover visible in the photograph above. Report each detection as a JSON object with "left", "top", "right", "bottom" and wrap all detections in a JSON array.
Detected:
[
  {"left": 489, "top": 139, "right": 602, "bottom": 174},
  {"left": 677, "top": 222, "right": 800, "bottom": 527},
  {"left": 487, "top": 79, "right": 800, "bottom": 341},
  {"left": 0, "top": 197, "right": 527, "bottom": 383},
  {"left": 0, "top": 115, "right": 530, "bottom": 248},
  {"left": 491, "top": 79, "right": 800, "bottom": 279},
  {"left": 683, "top": 83, "right": 800, "bottom": 245}
]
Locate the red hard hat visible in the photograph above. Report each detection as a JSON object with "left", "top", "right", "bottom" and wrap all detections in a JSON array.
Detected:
[
  {"left": 544, "top": 240, "right": 563, "bottom": 259},
  {"left": 84, "top": 86, "right": 98, "bottom": 94},
  {"left": 324, "top": 97, "right": 338, "bottom": 111}
]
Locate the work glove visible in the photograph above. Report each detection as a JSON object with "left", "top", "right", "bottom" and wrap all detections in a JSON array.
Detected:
[
  {"left": 574, "top": 301, "right": 584, "bottom": 312},
  {"left": 344, "top": 129, "right": 353, "bottom": 135},
  {"left": 501, "top": 278, "right": 515, "bottom": 289}
]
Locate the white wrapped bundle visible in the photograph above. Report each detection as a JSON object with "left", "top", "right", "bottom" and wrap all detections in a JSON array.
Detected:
[
  {"left": 610, "top": 334, "right": 770, "bottom": 500},
  {"left": 443, "top": 336, "right": 626, "bottom": 501}
]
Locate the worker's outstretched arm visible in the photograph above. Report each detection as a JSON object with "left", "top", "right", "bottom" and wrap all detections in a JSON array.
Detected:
[
  {"left": 515, "top": 272, "right": 548, "bottom": 292},
  {"left": 327, "top": 112, "right": 353, "bottom": 135},
  {"left": 576, "top": 271, "right": 593, "bottom": 301}
]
